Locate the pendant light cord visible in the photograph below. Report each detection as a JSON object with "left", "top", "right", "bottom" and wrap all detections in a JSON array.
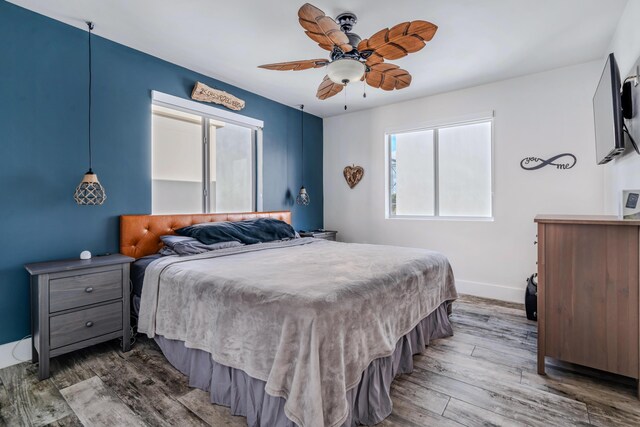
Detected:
[
  {"left": 300, "top": 104, "right": 304, "bottom": 185},
  {"left": 87, "top": 22, "right": 94, "bottom": 172}
]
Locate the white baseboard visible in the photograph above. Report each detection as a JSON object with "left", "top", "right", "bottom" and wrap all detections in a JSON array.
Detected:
[
  {"left": 455, "top": 279, "right": 524, "bottom": 304},
  {"left": 0, "top": 337, "right": 32, "bottom": 369}
]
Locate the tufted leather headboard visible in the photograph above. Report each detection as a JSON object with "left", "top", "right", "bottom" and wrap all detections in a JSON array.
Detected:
[{"left": 120, "top": 211, "right": 292, "bottom": 259}]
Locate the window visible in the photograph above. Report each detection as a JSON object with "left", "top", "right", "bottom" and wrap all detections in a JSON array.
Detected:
[
  {"left": 151, "top": 99, "right": 260, "bottom": 214},
  {"left": 388, "top": 119, "right": 493, "bottom": 219}
]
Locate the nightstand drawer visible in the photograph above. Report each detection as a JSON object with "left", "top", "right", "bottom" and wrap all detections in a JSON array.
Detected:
[
  {"left": 313, "top": 232, "right": 336, "bottom": 241},
  {"left": 300, "top": 230, "right": 337, "bottom": 241},
  {"left": 50, "top": 302, "right": 122, "bottom": 349},
  {"left": 50, "top": 269, "right": 122, "bottom": 312}
]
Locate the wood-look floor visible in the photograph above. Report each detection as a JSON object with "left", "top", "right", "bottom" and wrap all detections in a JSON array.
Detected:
[{"left": 1, "top": 295, "right": 638, "bottom": 426}]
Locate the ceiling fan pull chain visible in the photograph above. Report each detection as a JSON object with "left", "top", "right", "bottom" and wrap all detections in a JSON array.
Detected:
[
  {"left": 363, "top": 79, "right": 367, "bottom": 98},
  {"left": 344, "top": 83, "right": 348, "bottom": 110}
]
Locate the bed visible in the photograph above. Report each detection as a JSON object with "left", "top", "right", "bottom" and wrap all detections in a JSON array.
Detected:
[{"left": 120, "top": 211, "right": 457, "bottom": 427}]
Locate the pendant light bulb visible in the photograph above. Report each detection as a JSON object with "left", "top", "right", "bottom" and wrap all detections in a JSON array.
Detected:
[
  {"left": 296, "top": 186, "right": 310, "bottom": 206},
  {"left": 75, "top": 21, "right": 106, "bottom": 206}
]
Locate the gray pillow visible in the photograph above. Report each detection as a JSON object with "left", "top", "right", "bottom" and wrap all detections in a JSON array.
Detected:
[{"left": 159, "top": 235, "right": 243, "bottom": 256}]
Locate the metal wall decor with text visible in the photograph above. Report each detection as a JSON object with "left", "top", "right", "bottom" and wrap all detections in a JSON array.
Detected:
[{"left": 520, "top": 153, "right": 577, "bottom": 170}]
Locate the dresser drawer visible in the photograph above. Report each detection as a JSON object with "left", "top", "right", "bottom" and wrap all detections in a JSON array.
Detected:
[
  {"left": 50, "top": 302, "right": 122, "bottom": 349},
  {"left": 50, "top": 269, "right": 122, "bottom": 312}
]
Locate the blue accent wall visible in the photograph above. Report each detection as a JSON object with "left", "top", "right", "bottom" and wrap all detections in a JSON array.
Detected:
[{"left": 0, "top": 2, "right": 323, "bottom": 345}]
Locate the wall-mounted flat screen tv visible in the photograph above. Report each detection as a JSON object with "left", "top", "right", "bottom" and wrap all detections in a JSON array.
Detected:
[{"left": 593, "top": 53, "right": 624, "bottom": 165}]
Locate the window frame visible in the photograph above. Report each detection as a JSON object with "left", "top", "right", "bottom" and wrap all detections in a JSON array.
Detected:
[
  {"left": 151, "top": 91, "right": 264, "bottom": 214},
  {"left": 385, "top": 113, "right": 495, "bottom": 221}
]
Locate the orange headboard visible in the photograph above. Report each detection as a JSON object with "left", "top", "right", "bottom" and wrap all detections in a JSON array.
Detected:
[{"left": 120, "top": 211, "right": 292, "bottom": 259}]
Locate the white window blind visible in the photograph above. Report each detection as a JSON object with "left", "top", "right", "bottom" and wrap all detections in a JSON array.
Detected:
[{"left": 388, "top": 118, "right": 493, "bottom": 219}]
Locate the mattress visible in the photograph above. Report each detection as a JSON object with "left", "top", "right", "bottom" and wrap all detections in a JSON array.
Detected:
[{"left": 130, "top": 254, "right": 161, "bottom": 316}]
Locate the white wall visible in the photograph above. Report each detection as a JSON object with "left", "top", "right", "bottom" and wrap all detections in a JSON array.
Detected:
[
  {"left": 604, "top": 0, "right": 640, "bottom": 214},
  {"left": 323, "top": 61, "right": 605, "bottom": 302}
]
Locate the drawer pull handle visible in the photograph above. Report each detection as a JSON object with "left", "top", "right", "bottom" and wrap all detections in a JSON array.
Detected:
[
  {"left": 85, "top": 321, "right": 94, "bottom": 328},
  {"left": 85, "top": 287, "right": 94, "bottom": 293}
]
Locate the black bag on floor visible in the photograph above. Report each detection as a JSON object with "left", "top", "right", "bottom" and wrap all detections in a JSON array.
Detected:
[{"left": 525, "top": 273, "right": 537, "bottom": 321}]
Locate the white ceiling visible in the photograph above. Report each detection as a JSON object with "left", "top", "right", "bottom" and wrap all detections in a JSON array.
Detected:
[{"left": 9, "top": 0, "right": 628, "bottom": 117}]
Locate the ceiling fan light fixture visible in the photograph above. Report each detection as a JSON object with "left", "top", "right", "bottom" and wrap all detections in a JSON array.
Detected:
[
  {"left": 258, "top": 4, "right": 436, "bottom": 103},
  {"left": 327, "top": 59, "right": 365, "bottom": 85}
]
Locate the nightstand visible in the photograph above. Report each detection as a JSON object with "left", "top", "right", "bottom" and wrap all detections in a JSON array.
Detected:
[
  {"left": 299, "top": 230, "right": 338, "bottom": 241},
  {"left": 24, "top": 254, "right": 134, "bottom": 380}
]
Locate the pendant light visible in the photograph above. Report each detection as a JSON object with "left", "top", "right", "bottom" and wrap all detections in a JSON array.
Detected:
[
  {"left": 296, "top": 105, "right": 310, "bottom": 206},
  {"left": 74, "top": 22, "right": 106, "bottom": 206}
]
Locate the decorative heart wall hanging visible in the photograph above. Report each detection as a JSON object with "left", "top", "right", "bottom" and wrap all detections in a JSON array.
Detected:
[{"left": 343, "top": 165, "right": 365, "bottom": 189}]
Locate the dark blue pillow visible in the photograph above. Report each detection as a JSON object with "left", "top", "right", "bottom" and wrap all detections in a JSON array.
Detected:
[
  {"left": 176, "top": 218, "right": 296, "bottom": 245},
  {"left": 159, "top": 235, "right": 243, "bottom": 256}
]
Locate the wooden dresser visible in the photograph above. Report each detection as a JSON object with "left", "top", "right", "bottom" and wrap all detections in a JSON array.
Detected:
[
  {"left": 535, "top": 215, "right": 640, "bottom": 396},
  {"left": 25, "top": 254, "right": 134, "bottom": 380}
]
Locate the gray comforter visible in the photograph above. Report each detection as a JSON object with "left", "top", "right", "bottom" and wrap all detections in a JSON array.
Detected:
[{"left": 138, "top": 238, "right": 457, "bottom": 427}]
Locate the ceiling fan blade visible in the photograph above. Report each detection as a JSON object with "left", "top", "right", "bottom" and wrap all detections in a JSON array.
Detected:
[
  {"left": 298, "top": 3, "right": 353, "bottom": 53},
  {"left": 365, "top": 53, "right": 384, "bottom": 66},
  {"left": 317, "top": 75, "right": 344, "bottom": 100},
  {"left": 365, "top": 63, "right": 412, "bottom": 91},
  {"left": 258, "top": 59, "right": 328, "bottom": 71},
  {"left": 304, "top": 31, "right": 334, "bottom": 50},
  {"left": 358, "top": 20, "right": 437, "bottom": 61}
]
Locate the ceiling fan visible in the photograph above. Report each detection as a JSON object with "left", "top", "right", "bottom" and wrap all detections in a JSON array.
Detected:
[{"left": 258, "top": 3, "right": 438, "bottom": 102}]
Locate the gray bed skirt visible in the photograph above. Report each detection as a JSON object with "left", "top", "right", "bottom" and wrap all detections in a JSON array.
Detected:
[{"left": 155, "top": 302, "right": 453, "bottom": 427}]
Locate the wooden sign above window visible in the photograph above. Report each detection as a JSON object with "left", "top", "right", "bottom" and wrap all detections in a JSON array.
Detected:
[{"left": 191, "top": 82, "right": 246, "bottom": 111}]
